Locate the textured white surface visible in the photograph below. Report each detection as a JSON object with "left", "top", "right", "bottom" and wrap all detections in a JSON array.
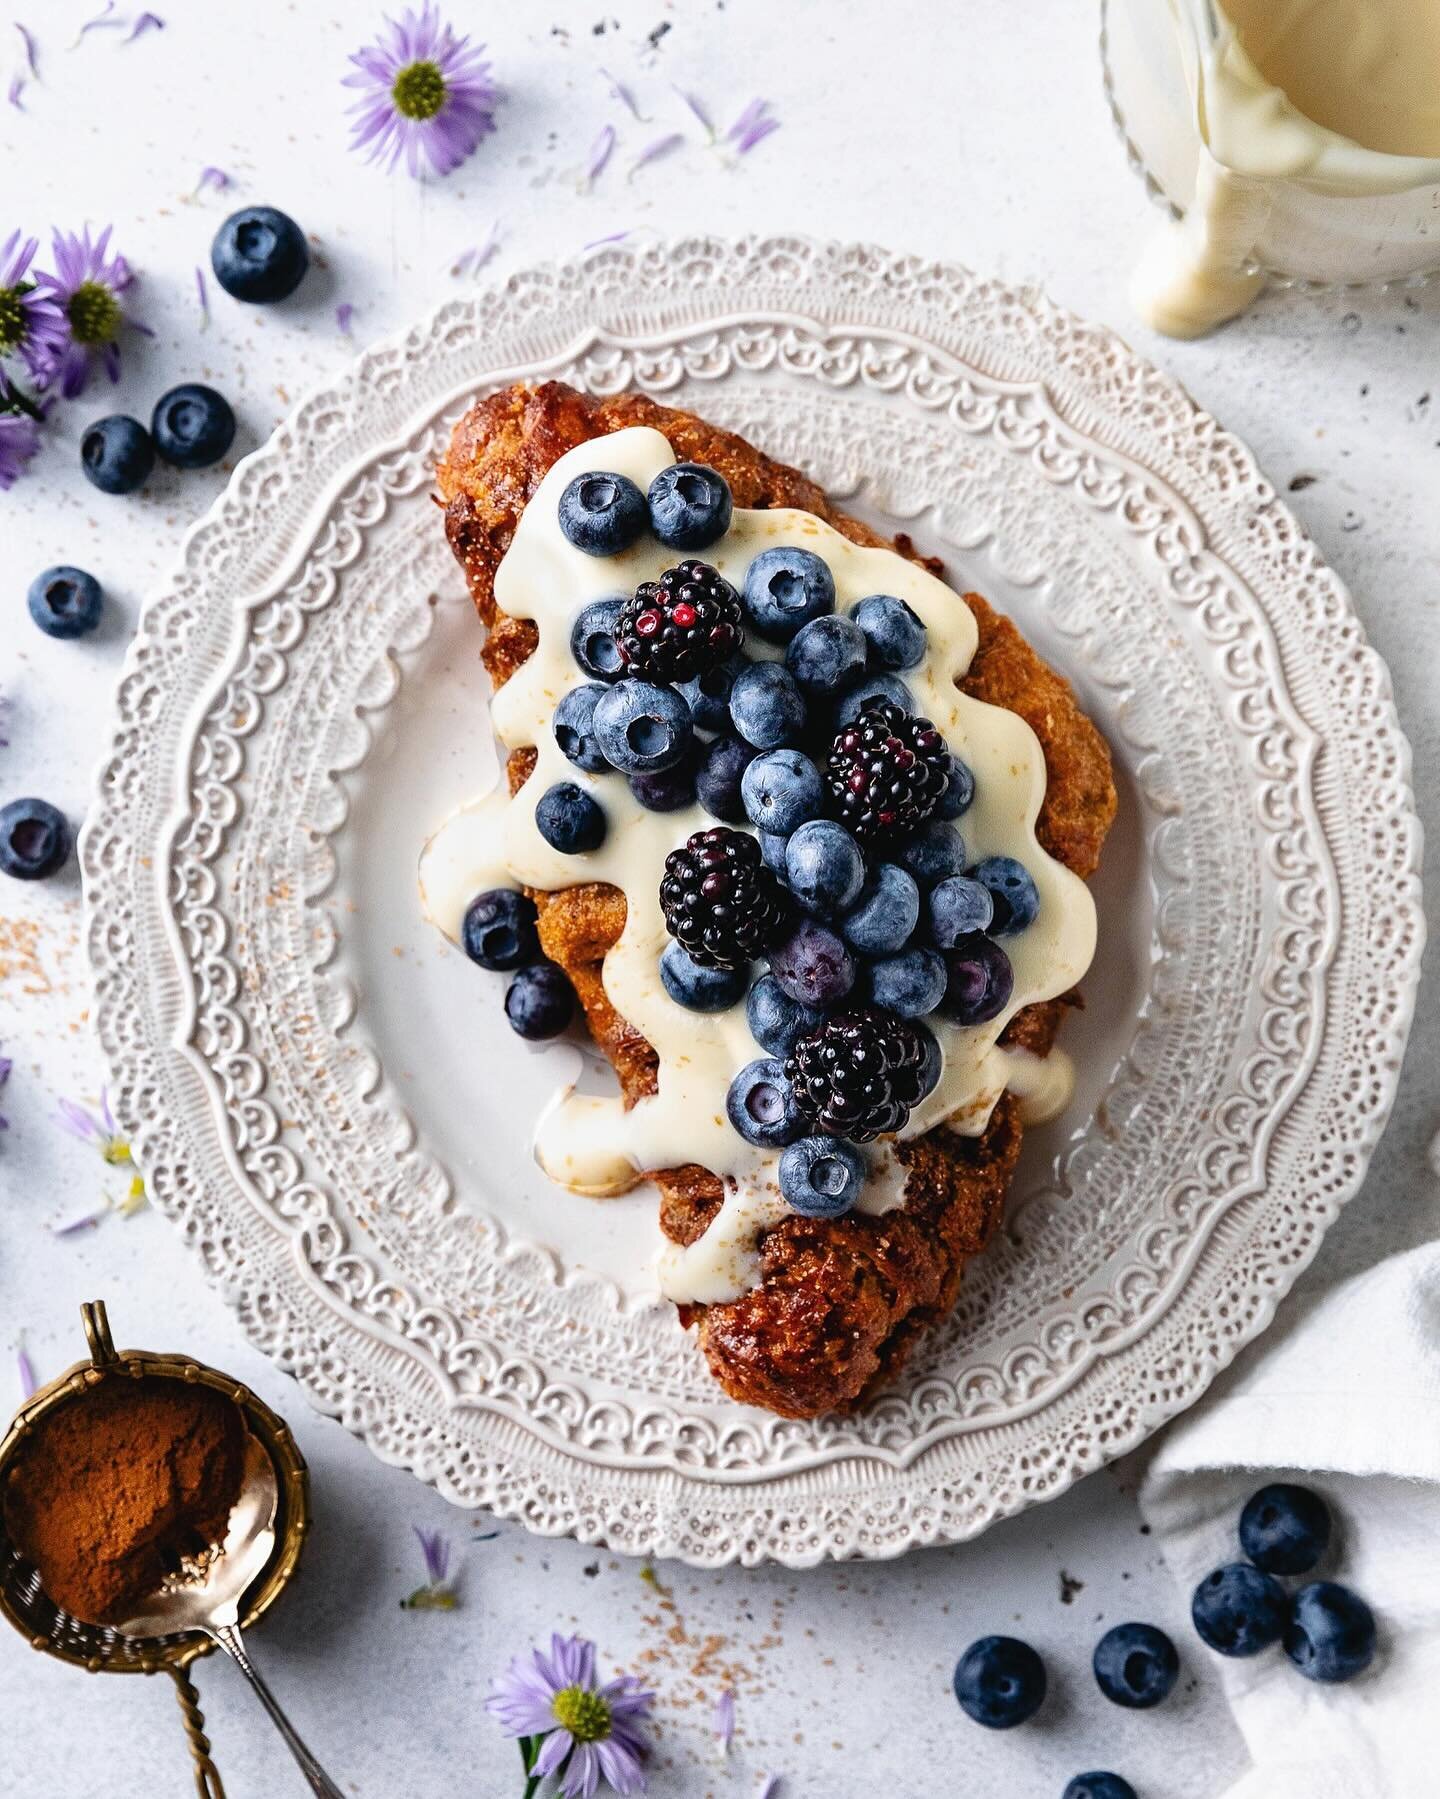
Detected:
[{"left": 0, "top": 1, "right": 1435, "bottom": 1795}]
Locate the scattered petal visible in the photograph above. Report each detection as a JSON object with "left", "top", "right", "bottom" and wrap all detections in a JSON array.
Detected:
[
  {"left": 713, "top": 1688, "right": 736, "bottom": 1752},
  {"left": 335, "top": 301, "right": 355, "bottom": 336},
  {"left": 194, "top": 265, "right": 209, "bottom": 323},
  {"left": 583, "top": 229, "right": 630, "bottom": 250},
  {"left": 195, "top": 164, "right": 230, "bottom": 193},
  {"left": 449, "top": 219, "right": 501, "bottom": 276},
  {"left": 56, "top": 1097, "right": 99, "bottom": 1141},
  {"left": 672, "top": 85, "right": 713, "bottom": 137},
  {"left": 17, "top": 1342, "right": 37, "bottom": 1400},
  {"left": 759, "top": 1778, "right": 782, "bottom": 1799},
  {"left": 5, "top": 73, "right": 22, "bottom": 110},
  {"left": 71, "top": 2, "right": 123, "bottom": 46},
  {"left": 14, "top": 22, "right": 39, "bottom": 76},
  {"left": 51, "top": 1202, "right": 108, "bottom": 1236},
  {"left": 628, "top": 131, "right": 683, "bottom": 177},
  {"left": 598, "top": 65, "right": 648, "bottom": 120},
  {"left": 125, "top": 12, "right": 164, "bottom": 42},
  {"left": 584, "top": 123, "right": 616, "bottom": 187},
  {"left": 727, "top": 98, "right": 780, "bottom": 156},
  {"left": 414, "top": 1525, "right": 451, "bottom": 1585}
]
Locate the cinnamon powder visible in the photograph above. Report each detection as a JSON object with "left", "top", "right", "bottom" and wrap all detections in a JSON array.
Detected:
[{"left": 3, "top": 1378, "right": 245, "bottom": 1628}]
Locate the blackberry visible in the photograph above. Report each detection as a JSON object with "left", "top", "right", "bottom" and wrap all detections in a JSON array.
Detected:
[
  {"left": 824, "top": 701, "right": 951, "bottom": 842},
  {"left": 659, "top": 827, "right": 791, "bottom": 968},
  {"left": 784, "top": 1005, "right": 931, "bottom": 1142},
  {"left": 617, "top": 560, "right": 743, "bottom": 684}
]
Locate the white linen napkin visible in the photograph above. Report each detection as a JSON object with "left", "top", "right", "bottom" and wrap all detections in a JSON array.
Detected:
[{"left": 1138, "top": 1241, "right": 1440, "bottom": 1799}]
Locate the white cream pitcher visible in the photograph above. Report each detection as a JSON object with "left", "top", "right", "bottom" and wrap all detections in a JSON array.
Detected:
[{"left": 1102, "top": 0, "right": 1440, "bottom": 336}]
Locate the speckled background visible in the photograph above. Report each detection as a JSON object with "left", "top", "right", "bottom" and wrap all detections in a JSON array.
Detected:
[{"left": 0, "top": 2, "right": 1434, "bottom": 1794}]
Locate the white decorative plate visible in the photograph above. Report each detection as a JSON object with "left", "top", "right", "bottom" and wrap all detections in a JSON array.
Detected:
[{"left": 83, "top": 238, "right": 1424, "bottom": 1566}]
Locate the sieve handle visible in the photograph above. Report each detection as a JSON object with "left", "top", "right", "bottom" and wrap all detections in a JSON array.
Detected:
[
  {"left": 168, "top": 1666, "right": 226, "bottom": 1799},
  {"left": 209, "top": 1622, "right": 345, "bottom": 1799}
]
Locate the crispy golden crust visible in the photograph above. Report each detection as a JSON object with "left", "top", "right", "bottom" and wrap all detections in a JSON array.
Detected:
[{"left": 439, "top": 382, "right": 1116, "bottom": 1418}]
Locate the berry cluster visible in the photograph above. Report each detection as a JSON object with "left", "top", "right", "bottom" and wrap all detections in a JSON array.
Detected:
[
  {"left": 952, "top": 1481, "right": 1376, "bottom": 1798},
  {"left": 458, "top": 887, "right": 577, "bottom": 1043},
  {"left": 470, "top": 458, "right": 1045, "bottom": 1214}
]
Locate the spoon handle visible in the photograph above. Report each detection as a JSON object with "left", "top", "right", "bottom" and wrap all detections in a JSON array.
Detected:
[{"left": 210, "top": 1622, "right": 345, "bottom": 1798}]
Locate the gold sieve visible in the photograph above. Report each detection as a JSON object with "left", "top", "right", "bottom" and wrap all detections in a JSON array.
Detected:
[{"left": 0, "top": 1301, "right": 320, "bottom": 1797}]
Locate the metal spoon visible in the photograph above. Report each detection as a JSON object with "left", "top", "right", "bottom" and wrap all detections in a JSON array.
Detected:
[{"left": 121, "top": 1432, "right": 344, "bottom": 1798}]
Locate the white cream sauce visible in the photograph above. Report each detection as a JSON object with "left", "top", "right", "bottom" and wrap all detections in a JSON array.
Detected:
[
  {"left": 420, "top": 427, "right": 1096, "bottom": 1303},
  {"left": 1131, "top": 0, "right": 1440, "bottom": 337}
]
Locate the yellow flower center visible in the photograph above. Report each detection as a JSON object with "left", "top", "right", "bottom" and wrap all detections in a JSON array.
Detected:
[
  {"left": 551, "top": 1685, "right": 612, "bottom": 1743},
  {"left": 67, "top": 280, "right": 121, "bottom": 348},
  {"left": 0, "top": 287, "right": 25, "bottom": 354},
  {"left": 392, "top": 59, "right": 446, "bottom": 122}
]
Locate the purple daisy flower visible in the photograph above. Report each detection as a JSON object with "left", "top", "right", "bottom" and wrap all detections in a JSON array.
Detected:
[
  {"left": 0, "top": 404, "right": 40, "bottom": 490},
  {"left": 344, "top": 3, "right": 498, "bottom": 179},
  {"left": 34, "top": 225, "right": 138, "bottom": 399},
  {"left": 0, "top": 232, "right": 67, "bottom": 381},
  {"left": 487, "top": 1633, "right": 654, "bottom": 1798}
]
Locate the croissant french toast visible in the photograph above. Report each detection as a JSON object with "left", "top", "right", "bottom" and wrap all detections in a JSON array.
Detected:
[{"left": 435, "top": 381, "right": 1115, "bottom": 1418}]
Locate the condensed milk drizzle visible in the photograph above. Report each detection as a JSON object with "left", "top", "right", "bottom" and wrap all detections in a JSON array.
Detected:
[{"left": 420, "top": 428, "right": 1096, "bottom": 1302}]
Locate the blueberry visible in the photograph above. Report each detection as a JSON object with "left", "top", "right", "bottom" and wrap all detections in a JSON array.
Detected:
[
  {"left": 0, "top": 798, "right": 72, "bottom": 881},
  {"left": 535, "top": 782, "right": 606, "bottom": 854},
  {"left": 759, "top": 831, "right": 789, "bottom": 876},
  {"left": 928, "top": 875, "right": 995, "bottom": 947},
  {"left": 27, "top": 566, "right": 103, "bottom": 640},
  {"left": 1191, "top": 1563, "right": 1289, "bottom": 1658},
  {"left": 660, "top": 941, "right": 748, "bottom": 1012},
  {"left": 695, "top": 734, "right": 756, "bottom": 823},
  {"left": 941, "top": 934, "right": 1014, "bottom": 1026},
  {"left": 832, "top": 671, "right": 915, "bottom": 728},
  {"left": 1239, "top": 1483, "right": 1332, "bottom": 1576},
  {"left": 1063, "top": 1776, "right": 1137, "bottom": 1799},
  {"left": 81, "top": 415, "right": 154, "bottom": 495},
  {"left": 746, "top": 973, "right": 825, "bottom": 1056},
  {"left": 150, "top": 383, "right": 236, "bottom": 469},
  {"left": 553, "top": 684, "right": 610, "bottom": 773},
  {"left": 592, "top": 680, "right": 693, "bottom": 773},
  {"left": 557, "top": 470, "right": 648, "bottom": 557},
  {"left": 852, "top": 593, "right": 926, "bottom": 670},
  {"left": 461, "top": 888, "right": 539, "bottom": 971},
  {"left": 953, "top": 1636, "right": 1047, "bottom": 1730},
  {"left": 785, "top": 614, "right": 867, "bottom": 698},
  {"left": 779, "top": 1136, "right": 865, "bottom": 1216},
  {"left": 742, "top": 546, "right": 836, "bottom": 642},
  {"left": 647, "top": 461, "right": 732, "bottom": 550},
  {"left": 211, "top": 205, "right": 309, "bottom": 303},
  {"left": 972, "top": 855, "right": 1040, "bottom": 935},
  {"left": 569, "top": 598, "right": 627, "bottom": 683},
  {"left": 1284, "top": 1582, "right": 1376, "bottom": 1683},
  {"left": 841, "top": 863, "right": 920, "bottom": 955},
  {"left": 679, "top": 654, "right": 747, "bottom": 731},
  {"left": 1093, "top": 1623, "right": 1179, "bottom": 1709},
  {"left": 728, "top": 660, "right": 807, "bottom": 750},
  {"left": 504, "top": 960, "right": 575, "bottom": 1039},
  {"left": 913, "top": 1021, "right": 942, "bottom": 1097},
  {"left": 897, "top": 822, "right": 967, "bottom": 889},
  {"left": 867, "top": 947, "right": 947, "bottom": 1018},
  {"left": 934, "top": 753, "right": 977, "bottom": 820},
  {"left": 726, "top": 1057, "right": 804, "bottom": 1148},
  {"left": 629, "top": 757, "right": 696, "bottom": 812},
  {"left": 768, "top": 920, "right": 855, "bottom": 1007},
  {"left": 785, "top": 820, "right": 865, "bottom": 915},
  {"left": 741, "top": 749, "right": 824, "bottom": 836}
]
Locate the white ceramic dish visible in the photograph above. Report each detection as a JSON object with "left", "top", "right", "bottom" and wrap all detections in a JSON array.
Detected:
[{"left": 83, "top": 238, "right": 1424, "bottom": 1566}]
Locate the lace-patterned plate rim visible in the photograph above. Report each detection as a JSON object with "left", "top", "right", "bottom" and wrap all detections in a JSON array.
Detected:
[{"left": 82, "top": 238, "right": 1425, "bottom": 1564}]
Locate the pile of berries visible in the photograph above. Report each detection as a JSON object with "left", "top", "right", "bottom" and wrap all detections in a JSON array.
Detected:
[
  {"left": 951, "top": 1482, "right": 1376, "bottom": 1798},
  {"left": 467, "top": 458, "right": 1044, "bottom": 1198}
]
